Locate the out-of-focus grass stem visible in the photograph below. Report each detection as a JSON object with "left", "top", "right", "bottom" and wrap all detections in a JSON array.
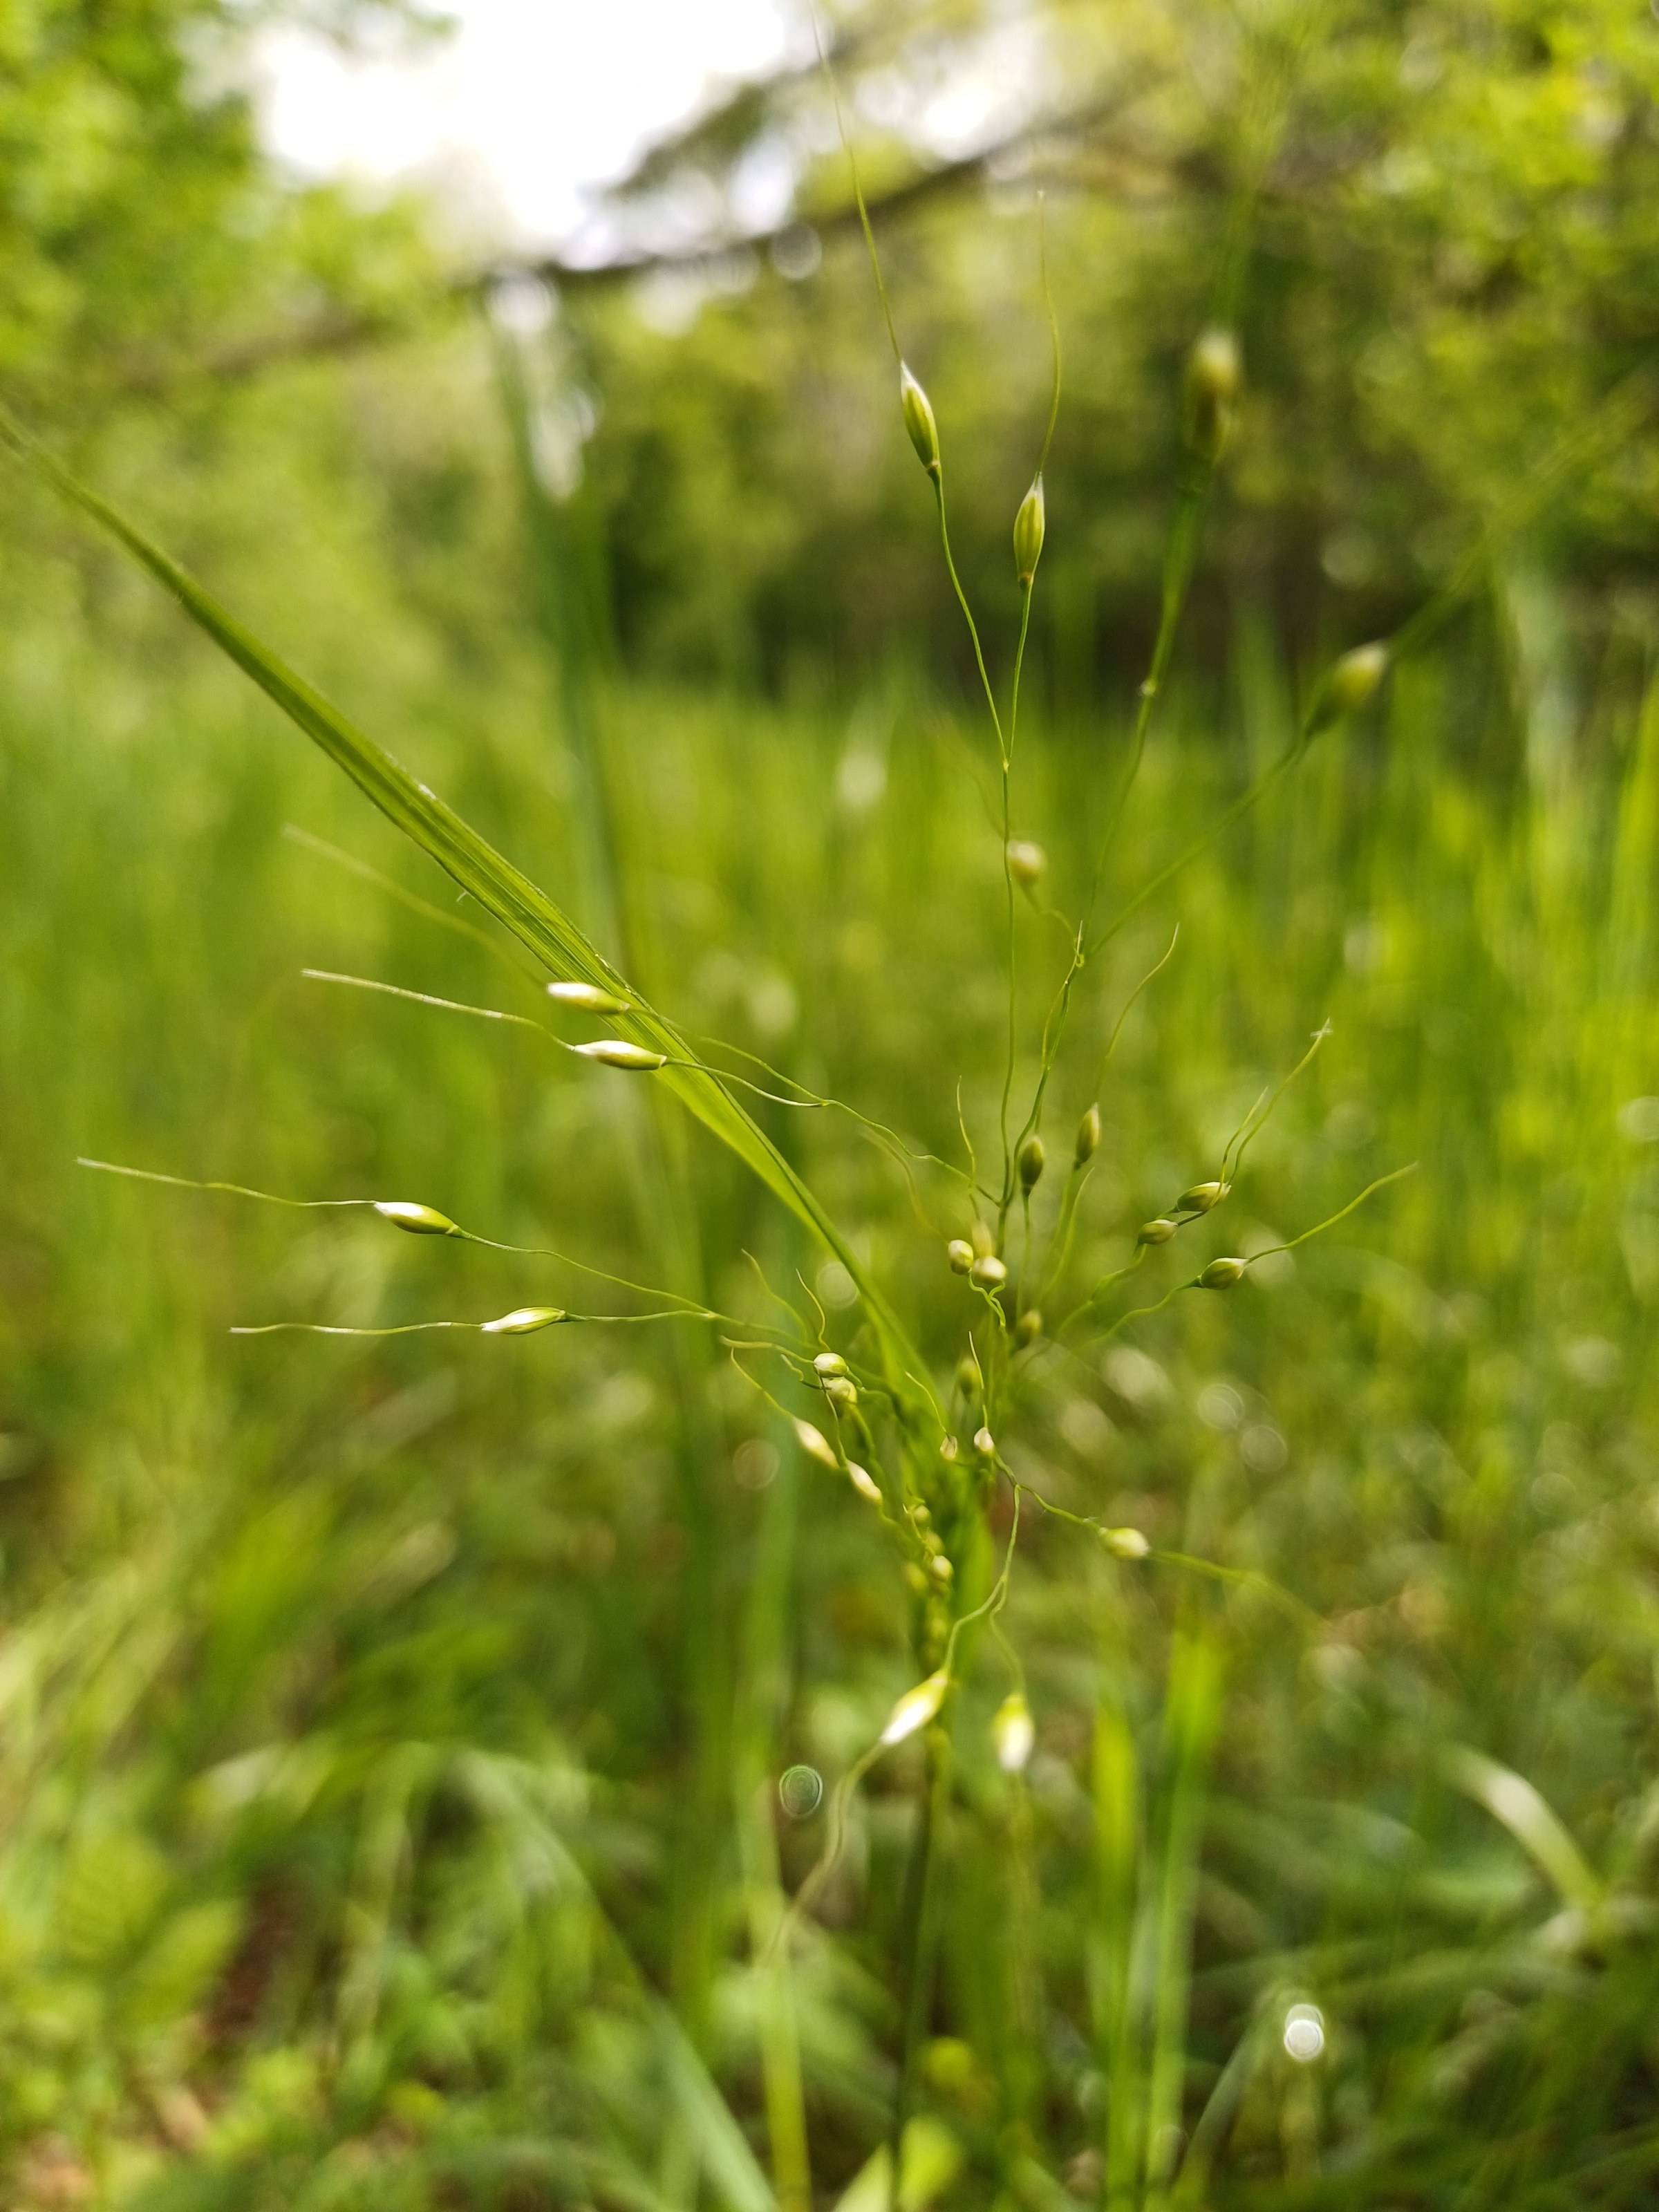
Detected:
[
  {"left": 733, "top": 1421, "right": 813, "bottom": 2212},
  {"left": 997, "top": 585, "right": 1031, "bottom": 1223},
  {"left": 1143, "top": 1631, "right": 1223, "bottom": 2211},
  {"left": 1000, "top": 228, "right": 1059, "bottom": 1219},
  {"left": 495, "top": 324, "right": 731, "bottom": 2103},
  {"left": 888, "top": 1727, "right": 950, "bottom": 2199}
]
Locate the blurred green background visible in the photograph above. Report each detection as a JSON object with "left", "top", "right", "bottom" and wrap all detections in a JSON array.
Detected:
[{"left": 2, "top": 0, "right": 1658, "bottom": 2204}]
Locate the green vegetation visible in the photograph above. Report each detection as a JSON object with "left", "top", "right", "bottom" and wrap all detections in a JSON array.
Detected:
[{"left": 1, "top": 2, "right": 1658, "bottom": 2208}]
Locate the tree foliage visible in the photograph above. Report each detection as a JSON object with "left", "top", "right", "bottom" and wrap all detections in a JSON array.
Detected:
[
  {"left": 544, "top": 0, "right": 1659, "bottom": 694},
  {"left": 0, "top": 0, "right": 442, "bottom": 407}
]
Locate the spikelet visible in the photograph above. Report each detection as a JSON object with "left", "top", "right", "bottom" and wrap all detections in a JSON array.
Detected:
[
  {"left": 814, "top": 1351, "right": 849, "bottom": 1378},
  {"left": 375, "top": 1201, "right": 460, "bottom": 1237},
  {"left": 1177, "top": 1181, "right": 1230, "bottom": 1214},
  {"left": 1189, "top": 327, "right": 1241, "bottom": 401},
  {"left": 973, "top": 1425, "right": 996, "bottom": 1458},
  {"left": 881, "top": 1669, "right": 950, "bottom": 1745},
  {"left": 1075, "top": 1104, "right": 1101, "bottom": 1165},
  {"left": 969, "top": 1254, "right": 1008, "bottom": 1291},
  {"left": 1198, "top": 1256, "right": 1246, "bottom": 1289},
  {"left": 1138, "top": 1218, "right": 1179, "bottom": 1246},
  {"left": 1006, "top": 839, "right": 1047, "bottom": 885},
  {"left": 956, "top": 1353, "right": 982, "bottom": 1396},
  {"left": 547, "top": 980, "right": 630, "bottom": 1014},
  {"left": 992, "top": 1691, "right": 1035, "bottom": 1774},
  {"left": 900, "top": 364, "right": 941, "bottom": 476},
  {"left": 1013, "top": 476, "right": 1045, "bottom": 586},
  {"left": 1018, "top": 1134, "right": 1045, "bottom": 1192},
  {"left": 1309, "top": 641, "right": 1389, "bottom": 733},
  {"left": 823, "top": 1374, "right": 859, "bottom": 1414},
  {"left": 846, "top": 1461, "right": 882, "bottom": 1503},
  {"left": 793, "top": 1418, "right": 840, "bottom": 1470},
  {"left": 1185, "top": 328, "right": 1242, "bottom": 463},
  {"left": 573, "top": 1040, "right": 666, "bottom": 1071},
  {"left": 480, "top": 1306, "right": 567, "bottom": 1333},
  {"left": 1014, "top": 1308, "right": 1042, "bottom": 1348},
  {"left": 946, "top": 1238, "right": 974, "bottom": 1275},
  {"left": 1100, "top": 1526, "right": 1150, "bottom": 1559}
]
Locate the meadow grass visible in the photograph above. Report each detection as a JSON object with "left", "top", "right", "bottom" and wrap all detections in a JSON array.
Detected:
[{"left": 1, "top": 303, "right": 1657, "bottom": 2211}]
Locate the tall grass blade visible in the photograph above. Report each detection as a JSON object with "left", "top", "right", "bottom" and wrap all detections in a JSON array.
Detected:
[
  {"left": 1442, "top": 1747, "right": 1602, "bottom": 1913},
  {"left": 0, "top": 404, "right": 924, "bottom": 1387},
  {"left": 1143, "top": 1631, "right": 1223, "bottom": 2209},
  {"left": 1094, "top": 1674, "right": 1141, "bottom": 2211}
]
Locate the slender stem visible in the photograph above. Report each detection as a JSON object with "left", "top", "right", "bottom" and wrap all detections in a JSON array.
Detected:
[
  {"left": 814, "top": 6, "right": 901, "bottom": 368},
  {"left": 1037, "top": 1159, "right": 1091, "bottom": 1304},
  {"left": 1009, "top": 577, "right": 1035, "bottom": 756},
  {"left": 934, "top": 477, "right": 1004, "bottom": 758},
  {"left": 1002, "top": 1766, "right": 1044, "bottom": 2144},
  {"left": 1036, "top": 199, "right": 1062, "bottom": 476},
  {"left": 734, "top": 1430, "right": 813, "bottom": 2212},
  {"left": 1094, "top": 1635, "right": 1141, "bottom": 2212},
  {"left": 928, "top": 467, "right": 1015, "bottom": 1217},
  {"left": 1080, "top": 481, "right": 1206, "bottom": 946},
  {"left": 997, "top": 467, "right": 1209, "bottom": 1212},
  {"left": 997, "top": 581, "right": 1036, "bottom": 1221},
  {"left": 999, "top": 797, "right": 1018, "bottom": 1215},
  {"left": 1143, "top": 1633, "right": 1224, "bottom": 2211},
  {"left": 889, "top": 1725, "right": 950, "bottom": 2202},
  {"left": 1089, "top": 746, "right": 1295, "bottom": 957}
]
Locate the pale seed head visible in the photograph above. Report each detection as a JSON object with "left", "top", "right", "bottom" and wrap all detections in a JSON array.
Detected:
[
  {"left": 847, "top": 1461, "right": 882, "bottom": 1503},
  {"left": 881, "top": 1668, "right": 950, "bottom": 1745},
  {"left": 573, "top": 1040, "right": 666, "bottom": 1071},
  {"left": 1188, "top": 326, "right": 1242, "bottom": 405},
  {"left": 969, "top": 1254, "right": 1008, "bottom": 1292},
  {"left": 1199, "top": 1255, "right": 1246, "bottom": 1290},
  {"left": 1177, "top": 1180, "right": 1230, "bottom": 1214},
  {"left": 971, "top": 1219, "right": 997, "bottom": 1258},
  {"left": 946, "top": 1237, "right": 975, "bottom": 1275},
  {"left": 956, "top": 1353, "right": 982, "bottom": 1396},
  {"left": 1310, "top": 641, "right": 1389, "bottom": 731},
  {"left": 1006, "top": 838, "right": 1047, "bottom": 886},
  {"left": 900, "top": 362, "right": 941, "bottom": 476},
  {"left": 823, "top": 1374, "right": 859, "bottom": 1414},
  {"left": 1014, "top": 1307, "right": 1042, "bottom": 1348},
  {"left": 973, "top": 1425, "right": 996, "bottom": 1458},
  {"left": 813, "top": 1351, "right": 849, "bottom": 1378},
  {"left": 1018, "top": 1134, "right": 1045, "bottom": 1192},
  {"left": 1185, "top": 327, "right": 1242, "bottom": 462},
  {"left": 480, "top": 1305, "right": 567, "bottom": 1333},
  {"left": 1100, "top": 1525, "right": 1150, "bottom": 1559},
  {"left": 928, "top": 1553, "right": 954, "bottom": 1584},
  {"left": 1013, "top": 475, "right": 1046, "bottom": 585},
  {"left": 547, "top": 980, "right": 630, "bottom": 1014},
  {"left": 1138, "top": 1217, "right": 1179, "bottom": 1246},
  {"left": 793, "top": 1418, "right": 840, "bottom": 1470},
  {"left": 375, "top": 1201, "right": 459, "bottom": 1237},
  {"left": 992, "top": 1691, "right": 1035, "bottom": 1774},
  {"left": 1075, "top": 1103, "right": 1102, "bottom": 1165},
  {"left": 939, "top": 1435, "right": 960, "bottom": 1463}
]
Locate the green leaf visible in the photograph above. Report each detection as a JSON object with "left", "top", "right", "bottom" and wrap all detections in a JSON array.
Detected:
[
  {"left": 1442, "top": 1746, "right": 1602, "bottom": 1914},
  {"left": 0, "top": 404, "right": 924, "bottom": 1389}
]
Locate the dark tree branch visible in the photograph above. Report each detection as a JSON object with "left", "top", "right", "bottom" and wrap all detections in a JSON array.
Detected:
[{"left": 113, "top": 74, "right": 1165, "bottom": 393}]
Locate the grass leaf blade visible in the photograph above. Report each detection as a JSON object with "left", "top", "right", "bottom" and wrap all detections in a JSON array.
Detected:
[{"left": 0, "top": 405, "right": 923, "bottom": 1383}]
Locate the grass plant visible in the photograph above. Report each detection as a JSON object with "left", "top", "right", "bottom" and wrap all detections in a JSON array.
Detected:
[{"left": 1, "top": 68, "right": 1658, "bottom": 2212}]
